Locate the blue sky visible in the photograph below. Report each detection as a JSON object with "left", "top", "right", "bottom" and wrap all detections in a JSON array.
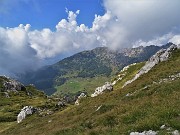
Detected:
[{"left": 0, "top": 0, "right": 105, "bottom": 30}]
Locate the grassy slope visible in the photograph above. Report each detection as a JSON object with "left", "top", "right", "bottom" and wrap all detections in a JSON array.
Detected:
[
  {"left": 2, "top": 49, "right": 180, "bottom": 135},
  {"left": 113, "top": 62, "right": 145, "bottom": 90},
  {"left": 0, "top": 85, "right": 59, "bottom": 134},
  {"left": 55, "top": 76, "right": 109, "bottom": 95}
]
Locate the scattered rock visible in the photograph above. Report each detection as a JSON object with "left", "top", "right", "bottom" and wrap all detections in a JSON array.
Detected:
[
  {"left": 47, "top": 110, "right": 53, "bottom": 115},
  {"left": 126, "top": 93, "right": 130, "bottom": 97},
  {"left": 91, "top": 82, "right": 113, "bottom": 97},
  {"left": 75, "top": 92, "right": 87, "bottom": 105},
  {"left": 78, "top": 92, "right": 87, "bottom": 99},
  {"left": 130, "top": 130, "right": 157, "bottom": 135},
  {"left": 57, "top": 101, "right": 66, "bottom": 107},
  {"left": 160, "top": 124, "right": 166, "bottom": 129},
  {"left": 75, "top": 100, "right": 80, "bottom": 105},
  {"left": 17, "top": 106, "right": 35, "bottom": 123},
  {"left": 48, "top": 120, "right": 52, "bottom": 123},
  {"left": 95, "top": 105, "right": 102, "bottom": 112},
  {"left": 26, "top": 90, "right": 33, "bottom": 96},
  {"left": 38, "top": 108, "right": 54, "bottom": 117},
  {"left": 112, "top": 63, "right": 137, "bottom": 86},
  {"left": 122, "top": 63, "right": 137, "bottom": 72},
  {"left": 172, "top": 130, "right": 180, "bottom": 135},
  {"left": 167, "top": 127, "right": 172, "bottom": 131}
]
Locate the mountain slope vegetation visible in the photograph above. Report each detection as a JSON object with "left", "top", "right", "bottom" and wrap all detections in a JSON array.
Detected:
[
  {"left": 0, "top": 77, "right": 66, "bottom": 134},
  {"left": 2, "top": 45, "right": 180, "bottom": 135},
  {"left": 19, "top": 44, "right": 172, "bottom": 95}
]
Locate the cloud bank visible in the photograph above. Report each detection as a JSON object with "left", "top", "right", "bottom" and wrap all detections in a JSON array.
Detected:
[{"left": 0, "top": 0, "right": 180, "bottom": 75}]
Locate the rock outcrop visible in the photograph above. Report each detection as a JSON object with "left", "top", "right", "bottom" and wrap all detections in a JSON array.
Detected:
[
  {"left": 17, "top": 106, "right": 35, "bottom": 123},
  {"left": 112, "top": 63, "right": 137, "bottom": 85},
  {"left": 2, "top": 77, "right": 26, "bottom": 92},
  {"left": 91, "top": 82, "right": 113, "bottom": 97},
  {"left": 123, "top": 44, "right": 180, "bottom": 87},
  {"left": 130, "top": 130, "right": 157, "bottom": 135},
  {"left": 75, "top": 92, "right": 87, "bottom": 105}
]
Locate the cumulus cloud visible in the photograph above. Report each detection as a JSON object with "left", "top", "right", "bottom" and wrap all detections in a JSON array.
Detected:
[
  {"left": 29, "top": 8, "right": 114, "bottom": 59},
  {"left": 29, "top": 29, "right": 72, "bottom": 58}
]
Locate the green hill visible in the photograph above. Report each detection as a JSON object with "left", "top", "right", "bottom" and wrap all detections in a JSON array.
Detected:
[{"left": 2, "top": 44, "right": 179, "bottom": 135}]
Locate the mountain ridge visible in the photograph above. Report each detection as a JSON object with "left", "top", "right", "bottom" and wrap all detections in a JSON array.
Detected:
[{"left": 18, "top": 43, "right": 173, "bottom": 95}]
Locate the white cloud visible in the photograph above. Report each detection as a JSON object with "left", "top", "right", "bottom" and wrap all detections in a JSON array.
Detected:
[
  {"left": 29, "top": 28, "right": 72, "bottom": 58},
  {"left": 91, "top": 11, "right": 112, "bottom": 31}
]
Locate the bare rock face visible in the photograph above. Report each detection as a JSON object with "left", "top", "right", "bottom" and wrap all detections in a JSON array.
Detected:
[
  {"left": 91, "top": 82, "right": 113, "bottom": 97},
  {"left": 2, "top": 78, "right": 26, "bottom": 92},
  {"left": 17, "top": 106, "right": 35, "bottom": 123},
  {"left": 123, "top": 44, "right": 179, "bottom": 87}
]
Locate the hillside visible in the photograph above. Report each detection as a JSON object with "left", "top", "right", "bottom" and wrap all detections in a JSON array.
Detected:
[
  {"left": 19, "top": 43, "right": 172, "bottom": 96},
  {"left": 0, "top": 77, "right": 67, "bottom": 134},
  {"left": 2, "top": 44, "right": 180, "bottom": 135}
]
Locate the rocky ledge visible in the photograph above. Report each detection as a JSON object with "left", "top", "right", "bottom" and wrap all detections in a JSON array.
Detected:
[
  {"left": 123, "top": 44, "right": 180, "bottom": 87},
  {"left": 91, "top": 82, "right": 113, "bottom": 97}
]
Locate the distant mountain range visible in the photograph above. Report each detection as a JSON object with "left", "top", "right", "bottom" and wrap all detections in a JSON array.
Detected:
[{"left": 19, "top": 43, "right": 172, "bottom": 95}]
